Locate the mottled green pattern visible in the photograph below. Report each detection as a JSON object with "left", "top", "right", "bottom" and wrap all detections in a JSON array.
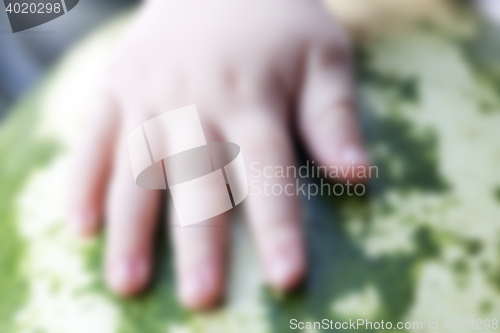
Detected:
[{"left": 0, "top": 89, "right": 59, "bottom": 331}]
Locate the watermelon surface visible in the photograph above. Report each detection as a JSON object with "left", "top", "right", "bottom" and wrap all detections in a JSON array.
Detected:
[{"left": 2, "top": 3, "right": 500, "bottom": 333}]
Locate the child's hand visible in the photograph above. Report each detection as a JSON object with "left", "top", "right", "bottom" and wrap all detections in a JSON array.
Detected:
[{"left": 70, "top": 0, "right": 367, "bottom": 310}]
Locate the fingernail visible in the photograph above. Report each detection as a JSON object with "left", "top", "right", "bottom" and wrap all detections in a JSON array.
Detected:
[
  {"left": 179, "top": 265, "right": 218, "bottom": 308},
  {"left": 108, "top": 257, "right": 149, "bottom": 294},
  {"left": 270, "top": 253, "right": 299, "bottom": 287},
  {"left": 341, "top": 146, "right": 368, "bottom": 165},
  {"left": 109, "top": 259, "right": 130, "bottom": 289},
  {"left": 180, "top": 273, "right": 204, "bottom": 303},
  {"left": 70, "top": 209, "right": 96, "bottom": 236}
]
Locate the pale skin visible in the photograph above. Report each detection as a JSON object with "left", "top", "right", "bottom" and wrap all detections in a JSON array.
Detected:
[{"left": 70, "top": 0, "right": 368, "bottom": 310}]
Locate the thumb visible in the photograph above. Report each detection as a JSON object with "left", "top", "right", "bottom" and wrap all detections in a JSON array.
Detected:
[{"left": 298, "top": 43, "right": 368, "bottom": 182}]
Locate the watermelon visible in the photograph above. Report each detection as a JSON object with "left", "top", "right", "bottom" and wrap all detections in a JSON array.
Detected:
[{"left": 2, "top": 3, "right": 500, "bottom": 333}]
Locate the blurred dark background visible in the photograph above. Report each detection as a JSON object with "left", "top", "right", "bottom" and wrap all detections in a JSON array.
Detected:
[{"left": 0, "top": 0, "right": 137, "bottom": 120}]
